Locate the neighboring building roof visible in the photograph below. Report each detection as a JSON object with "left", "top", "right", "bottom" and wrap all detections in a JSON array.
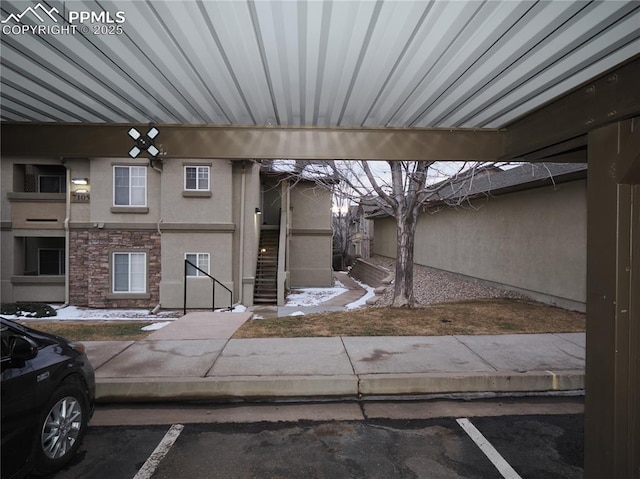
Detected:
[
  {"left": 365, "top": 162, "right": 588, "bottom": 218},
  {"left": 429, "top": 162, "right": 588, "bottom": 203}
]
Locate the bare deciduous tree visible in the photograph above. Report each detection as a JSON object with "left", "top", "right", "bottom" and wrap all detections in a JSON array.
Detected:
[
  {"left": 331, "top": 190, "right": 354, "bottom": 270},
  {"left": 264, "top": 159, "right": 507, "bottom": 308}
]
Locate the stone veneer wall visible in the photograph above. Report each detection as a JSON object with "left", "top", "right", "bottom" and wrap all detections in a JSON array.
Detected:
[{"left": 69, "top": 230, "right": 161, "bottom": 308}]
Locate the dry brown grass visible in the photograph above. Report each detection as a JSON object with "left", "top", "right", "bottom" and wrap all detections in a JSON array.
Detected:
[
  {"left": 233, "top": 299, "right": 585, "bottom": 338},
  {"left": 21, "top": 321, "right": 152, "bottom": 341},
  {"left": 18, "top": 299, "right": 586, "bottom": 341}
]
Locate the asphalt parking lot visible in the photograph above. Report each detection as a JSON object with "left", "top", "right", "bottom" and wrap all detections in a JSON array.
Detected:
[{"left": 44, "top": 409, "right": 583, "bottom": 479}]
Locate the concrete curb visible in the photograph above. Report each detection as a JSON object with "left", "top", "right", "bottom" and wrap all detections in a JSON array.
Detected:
[
  {"left": 96, "top": 370, "right": 584, "bottom": 403},
  {"left": 358, "top": 370, "right": 584, "bottom": 396},
  {"left": 96, "top": 375, "right": 359, "bottom": 402}
]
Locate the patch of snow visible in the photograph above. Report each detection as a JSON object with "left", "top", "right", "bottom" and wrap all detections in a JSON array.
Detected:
[
  {"left": 140, "top": 321, "right": 171, "bottom": 331},
  {"left": 214, "top": 304, "right": 247, "bottom": 313},
  {"left": 285, "top": 287, "right": 348, "bottom": 306},
  {"left": 252, "top": 314, "right": 265, "bottom": 320},
  {"left": 6, "top": 303, "right": 249, "bottom": 322},
  {"left": 7, "top": 305, "right": 181, "bottom": 321},
  {"left": 289, "top": 311, "right": 305, "bottom": 316},
  {"left": 345, "top": 279, "right": 376, "bottom": 310}
]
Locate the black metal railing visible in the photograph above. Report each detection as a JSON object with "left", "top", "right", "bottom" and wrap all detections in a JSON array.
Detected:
[{"left": 183, "top": 260, "right": 233, "bottom": 314}]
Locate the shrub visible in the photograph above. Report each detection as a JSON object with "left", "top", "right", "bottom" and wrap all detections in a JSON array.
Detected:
[{"left": 0, "top": 302, "right": 57, "bottom": 318}]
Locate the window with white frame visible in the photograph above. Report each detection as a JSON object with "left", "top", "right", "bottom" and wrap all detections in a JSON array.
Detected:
[
  {"left": 114, "top": 166, "right": 146, "bottom": 206},
  {"left": 185, "top": 253, "right": 210, "bottom": 277},
  {"left": 112, "top": 252, "right": 146, "bottom": 293},
  {"left": 184, "top": 166, "right": 210, "bottom": 191}
]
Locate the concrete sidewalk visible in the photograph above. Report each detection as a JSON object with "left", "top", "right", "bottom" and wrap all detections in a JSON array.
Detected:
[{"left": 85, "top": 310, "right": 585, "bottom": 402}]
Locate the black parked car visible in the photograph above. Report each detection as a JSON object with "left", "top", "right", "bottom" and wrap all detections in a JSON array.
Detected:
[{"left": 1, "top": 317, "right": 95, "bottom": 479}]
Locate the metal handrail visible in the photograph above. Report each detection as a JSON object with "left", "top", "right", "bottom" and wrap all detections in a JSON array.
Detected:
[{"left": 183, "top": 259, "right": 233, "bottom": 315}]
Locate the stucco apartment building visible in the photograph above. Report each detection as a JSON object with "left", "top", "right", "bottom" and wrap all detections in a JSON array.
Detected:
[
  {"left": 372, "top": 163, "right": 588, "bottom": 312},
  {"left": 0, "top": 157, "right": 333, "bottom": 310}
]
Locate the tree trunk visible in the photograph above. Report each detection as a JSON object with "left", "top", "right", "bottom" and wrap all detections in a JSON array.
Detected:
[{"left": 392, "top": 212, "right": 417, "bottom": 307}]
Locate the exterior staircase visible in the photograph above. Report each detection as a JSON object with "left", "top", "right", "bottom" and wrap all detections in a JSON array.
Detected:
[{"left": 254, "top": 229, "right": 279, "bottom": 304}]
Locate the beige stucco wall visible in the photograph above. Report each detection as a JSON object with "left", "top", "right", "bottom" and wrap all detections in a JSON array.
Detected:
[
  {"left": 289, "top": 234, "right": 334, "bottom": 286},
  {"left": 83, "top": 157, "right": 244, "bottom": 309},
  {"left": 238, "top": 162, "right": 262, "bottom": 305},
  {"left": 288, "top": 183, "right": 333, "bottom": 287},
  {"left": 159, "top": 231, "right": 234, "bottom": 309},
  {"left": 160, "top": 159, "right": 233, "bottom": 224},
  {"left": 9, "top": 277, "right": 65, "bottom": 302},
  {"left": 290, "top": 184, "right": 332, "bottom": 229},
  {"left": 1, "top": 157, "right": 70, "bottom": 303},
  {"left": 2, "top": 156, "right": 333, "bottom": 307},
  {"left": 88, "top": 157, "right": 161, "bottom": 223},
  {"left": 67, "top": 158, "right": 91, "bottom": 223},
  {"left": 1, "top": 160, "right": 13, "bottom": 301},
  {"left": 1, "top": 231, "right": 12, "bottom": 301},
  {"left": 373, "top": 180, "right": 587, "bottom": 311},
  {"left": 8, "top": 198, "right": 65, "bottom": 229},
  {"left": 1, "top": 159, "right": 13, "bottom": 222}
]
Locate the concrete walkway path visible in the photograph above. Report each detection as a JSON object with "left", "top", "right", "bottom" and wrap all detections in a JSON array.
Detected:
[
  {"left": 86, "top": 310, "right": 584, "bottom": 402},
  {"left": 322, "top": 271, "right": 367, "bottom": 306},
  {"left": 251, "top": 271, "right": 368, "bottom": 319},
  {"left": 84, "top": 277, "right": 584, "bottom": 403}
]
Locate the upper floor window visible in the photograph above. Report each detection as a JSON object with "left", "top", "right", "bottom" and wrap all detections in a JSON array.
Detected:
[
  {"left": 114, "top": 166, "right": 146, "bottom": 206},
  {"left": 184, "top": 166, "right": 210, "bottom": 191}
]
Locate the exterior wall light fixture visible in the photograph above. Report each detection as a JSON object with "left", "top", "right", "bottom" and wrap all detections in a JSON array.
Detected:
[
  {"left": 255, "top": 208, "right": 262, "bottom": 215},
  {"left": 71, "top": 178, "right": 89, "bottom": 185}
]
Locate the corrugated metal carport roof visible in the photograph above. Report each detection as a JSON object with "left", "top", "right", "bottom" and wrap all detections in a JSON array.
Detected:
[{"left": 1, "top": 0, "right": 639, "bottom": 128}]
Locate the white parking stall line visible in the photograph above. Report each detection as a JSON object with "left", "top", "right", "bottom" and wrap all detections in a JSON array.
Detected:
[
  {"left": 133, "top": 424, "right": 184, "bottom": 479},
  {"left": 456, "top": 418, "right": 523, "bottom": 479}
]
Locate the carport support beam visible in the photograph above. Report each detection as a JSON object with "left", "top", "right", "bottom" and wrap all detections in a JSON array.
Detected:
[
  {"left": 585, "top": 119, "right": 640, "bottom": 479},
  {"left": 0, "top": 124, "right": 504, "bottom": 162}
]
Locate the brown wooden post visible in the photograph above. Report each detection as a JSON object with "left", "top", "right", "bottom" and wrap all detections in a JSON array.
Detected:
[{"left": 585, "top": 118, "right": 640, "bottom": 479}]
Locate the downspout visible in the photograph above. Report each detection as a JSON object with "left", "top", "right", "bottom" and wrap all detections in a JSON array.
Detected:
[
  {"left": 150, "top": 160, "right": 163, "bottom": 313},
  {"left": 285, "top": 180, "right": 291, "bottom": 288},
  {"left": 277, "top": 204, "right": 287, "bottom": 305},
  {"left": 62, "top": 161, "right": 71, "bottom": 307},
  {"left": 238, "top": 161, "right": 246, "bottom": 304}
]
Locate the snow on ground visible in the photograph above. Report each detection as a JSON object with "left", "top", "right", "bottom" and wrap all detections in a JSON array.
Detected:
[
  {"left": 141, "top": 321, "right": 172, "bottom": 331},
  {"left": 0, "top": 305, "right": 179, "bottom": 321},
  {"left": 285, "top": 286, "right": 348, "bottom": 307},
  {"left": 52, "top": 306, "right": 180, "bottom": 321},
  {"left": 4, "top": 303, "right": 250, "bottom": 322},
  {"left": 214, "top": 304, "right": 247, "bottom": 313},
  {"left": 5, "top": 280, "right": 361, "bottom": 328},
  {"left": 345, "top": 279, "right": 375, "bottom": 310},
  {"left": 283, "top": 277, "right": 371, "bottom": 314}
]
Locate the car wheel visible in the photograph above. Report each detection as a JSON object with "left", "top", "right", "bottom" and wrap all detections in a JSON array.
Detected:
[{"left": 33, "top": 378, "right": 89, "bottom": 475}]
